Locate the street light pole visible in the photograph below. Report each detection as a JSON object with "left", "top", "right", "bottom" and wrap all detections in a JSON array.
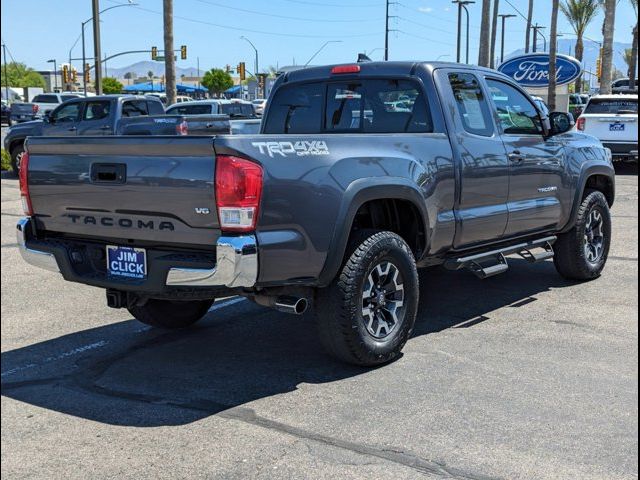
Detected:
[
  {"left": 240, "top": 36, "right": 259, "bottom": 76},
  {"left": 453, "top": 1, "right": 475, "bottom": 64},
  {"left": 305, "top": 41, "right": 342, "bottom": 67},
  {"left": 498, "top": 14, "right": 516, "bottom": 64},
  {"left": 2, "top": 43, "right": 9, "bottom": 103},
  {"left": 47, "top": 59, "right": 58, "bottom": 91}
]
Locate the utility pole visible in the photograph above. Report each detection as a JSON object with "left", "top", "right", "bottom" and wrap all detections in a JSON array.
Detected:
[
  {"left": 525, "top": 0, "right": 534, "bottom": 53},
  {"left": 385, "top": 0, "right": 390, "bottom": 60},
  {"left": 92, "top": 0, "right": 102, "bottom": 94},
  {"left": 164, "top": 0, "right": 176, "bottom": 105},
  {"left": 532, "top": 24, "right": 546, "bottom": 53},
  {"left": 2, "top": 43, "right": 9, "bottom": 103}
]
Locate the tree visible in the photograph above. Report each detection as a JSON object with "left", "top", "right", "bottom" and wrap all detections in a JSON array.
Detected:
[
  {"left": 629, "top": 0, "right": 638, "bottom": 88},
  {"left": 148, "top": 70, "right": 154, "bottom": 79},
  {"left": 102, "top": 77, "right": 123, "bottom": 94},
  {"left": 0, "top": 62, "right": 46, "bottom": 89},
  {"left": 526, "top": 0, "right": 535, "bottom": 52},
  {"left": 478, "top": 0, "right": 492, "bottom": 67},
  {"left": 201, "top": 68, "right": 234, "bottom": 96},
  {"left": 490, "top": 0, "right": 500, "bottom": 68},
  {"left": 600, "top": 0, "right": 617, "bottom": 94},
  {"left": 548, "top": 0, "right": 560, "bottom": 110},
  {"left": 560, "top": 0, "right": 600, "bottom": 93}
]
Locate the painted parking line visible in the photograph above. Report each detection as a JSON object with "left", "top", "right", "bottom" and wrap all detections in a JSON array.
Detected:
[{"left": 1, "top": 296, "right": 247, "bottom": 379}]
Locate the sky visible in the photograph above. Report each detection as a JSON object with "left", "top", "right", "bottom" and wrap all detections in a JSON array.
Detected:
[{"left": 1, "top": 0, "right": 637, "bottom": 74}]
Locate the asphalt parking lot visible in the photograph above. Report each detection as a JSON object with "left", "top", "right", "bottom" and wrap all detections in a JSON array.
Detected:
[{"left": 1, "top": 164, "right": 638, "bottom": 480}]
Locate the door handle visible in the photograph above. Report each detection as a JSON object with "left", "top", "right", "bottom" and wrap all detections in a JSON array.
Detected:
[
  {"left": 67, "top": 126, "right": 77, "bottom": 132},
  {"left": 508, "top": 151, "right": 524, "bottom": 163},
  {"left": 99, "top": 125, "right": 111, "bottom": 130}
]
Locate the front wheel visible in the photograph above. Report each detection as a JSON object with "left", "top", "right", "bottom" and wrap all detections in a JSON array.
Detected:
[
  {"left": 128, "top": 298, "right": 214, "bottom": 329},
  {"left": 315, "top": 231, "right": 419, "bottom": 366},
  {"left": 554, "top": 190, "right": 611, "bottom": 280},
  {"left": 10, "top": 143, "right": 25, "bottom": 176}
]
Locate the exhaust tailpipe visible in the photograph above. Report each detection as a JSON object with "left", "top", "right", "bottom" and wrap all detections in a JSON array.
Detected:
[{"left": 252, "top": 295, "right": 309, "bottom": 315}]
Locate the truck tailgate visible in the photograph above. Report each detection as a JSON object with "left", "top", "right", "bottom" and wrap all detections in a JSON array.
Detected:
[{"left": 26, "top": 136, "right": 221, "bottom": 247}]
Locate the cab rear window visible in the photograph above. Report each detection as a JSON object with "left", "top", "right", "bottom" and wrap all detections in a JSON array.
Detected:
[
  {"left": 584, "top": 99, "right": 638, "bottom": 114},
  {"left": 264, "top": 79, "right": 433, "bottom": 134}
]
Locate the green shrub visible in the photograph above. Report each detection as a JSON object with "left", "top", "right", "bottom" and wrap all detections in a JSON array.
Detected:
[{"left": 1, "top": 149, "right": 11, "bottom": 171}]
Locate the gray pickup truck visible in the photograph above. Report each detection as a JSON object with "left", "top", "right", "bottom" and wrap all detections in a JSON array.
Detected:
[
  {"left": 16, "top": 61, "right": 615, "bottom": 366},
  {"left": 4, "top": 95, "right": 230, "bottom": 172}
]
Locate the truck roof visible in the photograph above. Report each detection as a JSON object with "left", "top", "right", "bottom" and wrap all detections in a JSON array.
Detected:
[{"left": 280, "top": 61, "right": 501, "bottom": 84}]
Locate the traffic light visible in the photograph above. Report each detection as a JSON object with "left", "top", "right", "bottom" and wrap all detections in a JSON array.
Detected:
[
  {"left": 84, "top": 63, "right": 91, "bottom": 84},
  {"left": 151, "top": 46, "right": 158, "bottom": 60},
  {"left": 62, "top": 65, "right": 69, "bottom": 84},
  {"left": 596, "top": 47, "right": 603, "bottom": 79},
  {"left": 237, "top": 62, "right": 246, "bottom": 81},
  {"left": 180, "top": 45, "right": 187, "bottom": 60},
  {"left": 225, "top": 64, "right": 231, "bottom": 73},
  {"left": 71, "top": 67, "right": 77, "bottom": 83}
]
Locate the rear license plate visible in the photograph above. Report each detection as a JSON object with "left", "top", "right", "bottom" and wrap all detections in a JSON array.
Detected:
[
  {"left": 106, "top": 246, "right": 147, "bottom": 279},
  {"left": 610, "top": 123, "right": 625, "bottom": 131}
]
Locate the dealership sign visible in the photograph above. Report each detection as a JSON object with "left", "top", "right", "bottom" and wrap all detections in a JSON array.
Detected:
[{"left": 498, "top": 53, "right": 582, "bottom": 87}]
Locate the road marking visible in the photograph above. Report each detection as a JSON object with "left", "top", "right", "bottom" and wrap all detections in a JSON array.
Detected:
[{"left": 1, "top": 297, "right": 246, "bottom": 379}]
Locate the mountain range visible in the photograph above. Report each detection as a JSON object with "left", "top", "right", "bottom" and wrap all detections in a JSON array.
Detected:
[{"left": 106, "top": 39, "right": 633, "bottom": 80}]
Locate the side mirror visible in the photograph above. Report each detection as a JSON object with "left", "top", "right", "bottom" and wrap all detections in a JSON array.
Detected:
[{"left": 549, "top": 112, "right": 575, "bottom": 136}]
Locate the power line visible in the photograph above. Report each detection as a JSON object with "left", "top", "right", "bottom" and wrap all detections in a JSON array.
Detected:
[
  {"left": 106, "top": 0, "right": 380, "bottom": 39},
  {"left": 502, "top": 0, "right": 529, "bottom": 22},
  {"left": 194, "top": 0, "right": 380, "bottom": 23},
  {"left": 278, "top": 0, "right": 384, "bottom": 7}
]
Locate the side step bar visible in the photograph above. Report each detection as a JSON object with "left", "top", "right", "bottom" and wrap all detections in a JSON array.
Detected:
[{"left": 444, "top": 236, "right": 556, "bottom": 279}]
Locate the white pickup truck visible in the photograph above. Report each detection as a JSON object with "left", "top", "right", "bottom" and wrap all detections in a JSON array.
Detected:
[{"left": 576, "top": 94, "right": 638, "bottom": 162}]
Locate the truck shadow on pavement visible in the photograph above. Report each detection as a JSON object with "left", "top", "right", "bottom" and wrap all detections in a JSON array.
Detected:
[{"left": 2, "top": 259, "right": 577, "bottom": 427}]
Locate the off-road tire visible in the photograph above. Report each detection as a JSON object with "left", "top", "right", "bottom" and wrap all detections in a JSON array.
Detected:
[
  {"left": 128, "top": 299, "right": 214, "bottom": 329},
  {"left": 554, "top": 190, "right": 611, "bottom": 280},
  {"left": 316, "top": 231, "right": 419, "bottom": 366}
]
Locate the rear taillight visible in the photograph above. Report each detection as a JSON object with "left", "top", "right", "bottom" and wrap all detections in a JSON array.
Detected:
[
  {"left": 32, "top": 104, "right": 39, "bottom": 114},
  {"left": 215, "top": 155, "right": 263, "bottom": 232},
  {"left": 576, "top": 117, "right": 586, "bottom": 131},
  {"left": 176, "top": 120, "right": 188, "bottom": 135},
  {"left": 19, "top": 151, "right": 33, "bottom": 216}
]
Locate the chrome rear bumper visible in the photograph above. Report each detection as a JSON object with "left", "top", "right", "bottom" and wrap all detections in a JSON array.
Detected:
[{"left": 17, "top": 217, "right": 258, "bottom": 289}]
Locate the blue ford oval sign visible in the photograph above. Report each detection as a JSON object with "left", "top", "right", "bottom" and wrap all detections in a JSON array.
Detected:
[{"left": 498, "top": 53, "right": 582, "bottom": 87}]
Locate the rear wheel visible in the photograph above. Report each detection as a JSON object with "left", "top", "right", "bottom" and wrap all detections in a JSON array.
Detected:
[
  {"left": 128, "top": 299, "right": 214, "bottom": 329},
  {"left": 315, "top": 231, "right": 419, "bottom": 366},
  {"left": 10, "top": 143, "right": 25, "bottom": 176},
  {"left": 554, "top": 190, "right": 611, "bottom": 280}
]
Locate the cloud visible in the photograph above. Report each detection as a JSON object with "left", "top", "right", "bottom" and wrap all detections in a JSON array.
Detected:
[{"left": 418, "top": 7, "right": 434, "bottom": 13}]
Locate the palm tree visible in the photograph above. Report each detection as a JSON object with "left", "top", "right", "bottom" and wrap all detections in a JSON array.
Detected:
[
  {"left": 526, "top": 0, "right": 535, "bottom": 52},
  {"left": 478, "top": 0, "right": 492, "bottom": 67},
  {"left": 548, "top": 0, "right": 560, "bottom": 110},
  {"left": 490, "top": 0, "right": 500, "bottom": 68},
  {"left": 629, "top": 0, "right": 638, "bottom": 89},
  {"left": 560, "top": 0, "right": 600, "bottom": 93},
  {"left": 600, "top": 0, "right": 617, "bottom": 94}
]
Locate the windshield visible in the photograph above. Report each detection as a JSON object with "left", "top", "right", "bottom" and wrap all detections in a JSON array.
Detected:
[{"left": 585, "top": 99, "right": 638, "bottom": 114}]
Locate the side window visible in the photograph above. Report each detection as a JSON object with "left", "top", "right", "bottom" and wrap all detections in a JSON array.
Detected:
[
  {"left": 147, "top": 100, "right": 165, "bottom": 115},
  {"left": 51, "top": 103, "right": 80, "bottom": 123},
  {"left": 122, "top": 100, "right": 149, "bottom": 117},
  {"left": 448, "top": 72, "right": 494, "bottom": 137},
  {"left": 486, "top": 79, "right": 542, "bottom": 135},
  {"left": 34, "top": 95, "right": 59, "bottom": 103},
  {"left": 263, "top": 82, "right": 324, "bottom": 134},
  {"left": 83, "top": 101, "right": 111, "bottom": 120}
]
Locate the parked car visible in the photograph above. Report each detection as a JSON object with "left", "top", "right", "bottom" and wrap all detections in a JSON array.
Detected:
[
  {"left": 251, "top": 98, "right": 267, "bottom": 116},
  {"left": 9, "top": 93, "right": 82, "bottom": 123},
  {"left": 611, "top": 77, "right": 639, "bottom": 94},
  {"left": 1, "top": 100, "right": 10, "bottom": 126},
  {"left": 145, "top": 93, "right": 192, "bottom": 105},
  {"left": 166, "top": 99, "right": 261, "bottom": 134},
  {"left": 16, "top": 61, "right": 615, "bottom": 366},
  {"left": 575, "top": 94, "right": 638, "bottom": 162},
  {"left": 4, "top": 95, "right": 230, "bottom": 173},
  {"left": 569, "top": 93, "right": 587, "bottom": 118}
]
